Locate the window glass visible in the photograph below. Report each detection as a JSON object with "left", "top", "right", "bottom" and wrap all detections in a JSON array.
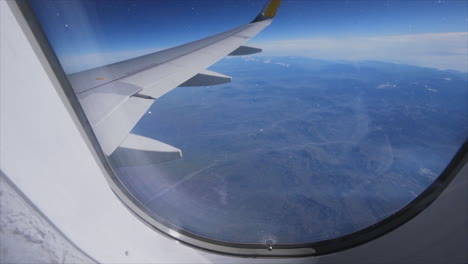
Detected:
[{"left": 29, "top": 0, "right": 467, "bottom": 245}]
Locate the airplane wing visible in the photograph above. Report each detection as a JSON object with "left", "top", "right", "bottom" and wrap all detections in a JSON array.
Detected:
[{"left": 67, "top": 0, "right": 282, "bottom": 164}]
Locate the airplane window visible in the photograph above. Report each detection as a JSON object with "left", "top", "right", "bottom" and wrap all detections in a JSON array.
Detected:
[{"left": 27, "top": 0, "right": 467, "bottom": 255}]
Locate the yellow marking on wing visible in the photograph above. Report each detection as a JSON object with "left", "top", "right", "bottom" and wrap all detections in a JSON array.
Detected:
[
  {"left": 96, "top": 77, "right": 106, "bottom": 80},
  {"left": 264, "top": 0, "right": 281, "bottom": 18}
]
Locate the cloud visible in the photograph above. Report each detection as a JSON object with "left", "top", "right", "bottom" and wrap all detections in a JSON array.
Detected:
[
  {"left": 243, "top": 57, "right": 258, "bottom": 62},
  {"left": 255, "top": 32, "right": 468, "bottom": 72},
  {"left": 242, "top": 56, "right": 291, "bottom": 67},
  {"left": 275, "top": 62, "right": 290, "bottom": 67},
  {"left": 59, "top": 32, "right": 467, "bottom": 74},
  {"left": 376, "top": 83, "right": 397, "bottom": 89}
]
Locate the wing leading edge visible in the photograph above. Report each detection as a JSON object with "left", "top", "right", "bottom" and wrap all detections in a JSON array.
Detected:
[{"left": 68, "top": 0, "right": 282, "bottom": 165}]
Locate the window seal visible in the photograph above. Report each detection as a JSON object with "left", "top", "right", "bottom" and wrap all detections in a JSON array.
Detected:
[{"left": 13, "top": 0, "right": 468, "bottom": 257}]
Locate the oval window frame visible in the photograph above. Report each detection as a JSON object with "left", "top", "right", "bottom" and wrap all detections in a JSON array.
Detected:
[{"left": 15, "top": 0, "right": 468, "bottom": 257}]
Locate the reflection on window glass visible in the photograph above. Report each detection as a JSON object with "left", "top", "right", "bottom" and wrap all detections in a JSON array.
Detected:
[{"left": 30, "top": 0, "right": 467, "bottom": 244}]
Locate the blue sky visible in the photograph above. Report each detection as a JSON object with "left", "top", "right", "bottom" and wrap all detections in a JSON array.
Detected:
[{"left": 29, "top": 0, "right": 467, "bottom": 73}]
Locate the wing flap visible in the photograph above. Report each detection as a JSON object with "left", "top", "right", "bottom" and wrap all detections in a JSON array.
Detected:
[
  {"left": 229, "top": 45, "right": 262, "bottom": 56},
  {"left": 76, "top": 81, "right": 142, "bottom": 126},
  {"left": 92, "top": 97, "right": 154, "bottom": 155},
  {"left": 179, "top": 70, "right": 231, "bottom": 87},
  {"left": 109, "top": 133, "right": 182, "bottom": 168}
]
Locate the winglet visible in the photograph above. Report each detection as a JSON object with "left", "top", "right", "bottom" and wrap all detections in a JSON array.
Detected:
[{"left": 252, "top": 0, "right": 282, "bottom": 23}]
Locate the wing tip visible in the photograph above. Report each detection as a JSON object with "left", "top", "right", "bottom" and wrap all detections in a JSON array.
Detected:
[{"left": 251, "top": 0, "right": 282, "bottom": 23}]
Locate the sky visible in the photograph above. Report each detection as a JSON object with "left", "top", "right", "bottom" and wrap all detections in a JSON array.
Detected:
[{"left": 29, "top": 0, "right": 468, "bottom": 73}]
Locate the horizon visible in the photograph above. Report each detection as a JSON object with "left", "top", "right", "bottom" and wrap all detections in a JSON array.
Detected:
[{"left": 29, "top": 0, "right": 467, "bottom": 73}]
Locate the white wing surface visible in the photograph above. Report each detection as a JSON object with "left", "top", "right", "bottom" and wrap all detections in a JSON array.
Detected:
[{"left": 67, "top": 0, "right": 282, "bottom": 163}]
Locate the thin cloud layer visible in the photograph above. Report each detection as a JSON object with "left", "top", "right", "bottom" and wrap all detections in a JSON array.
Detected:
[{"left": 256, "top": 32, "right": 468, "bottom": 72}]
